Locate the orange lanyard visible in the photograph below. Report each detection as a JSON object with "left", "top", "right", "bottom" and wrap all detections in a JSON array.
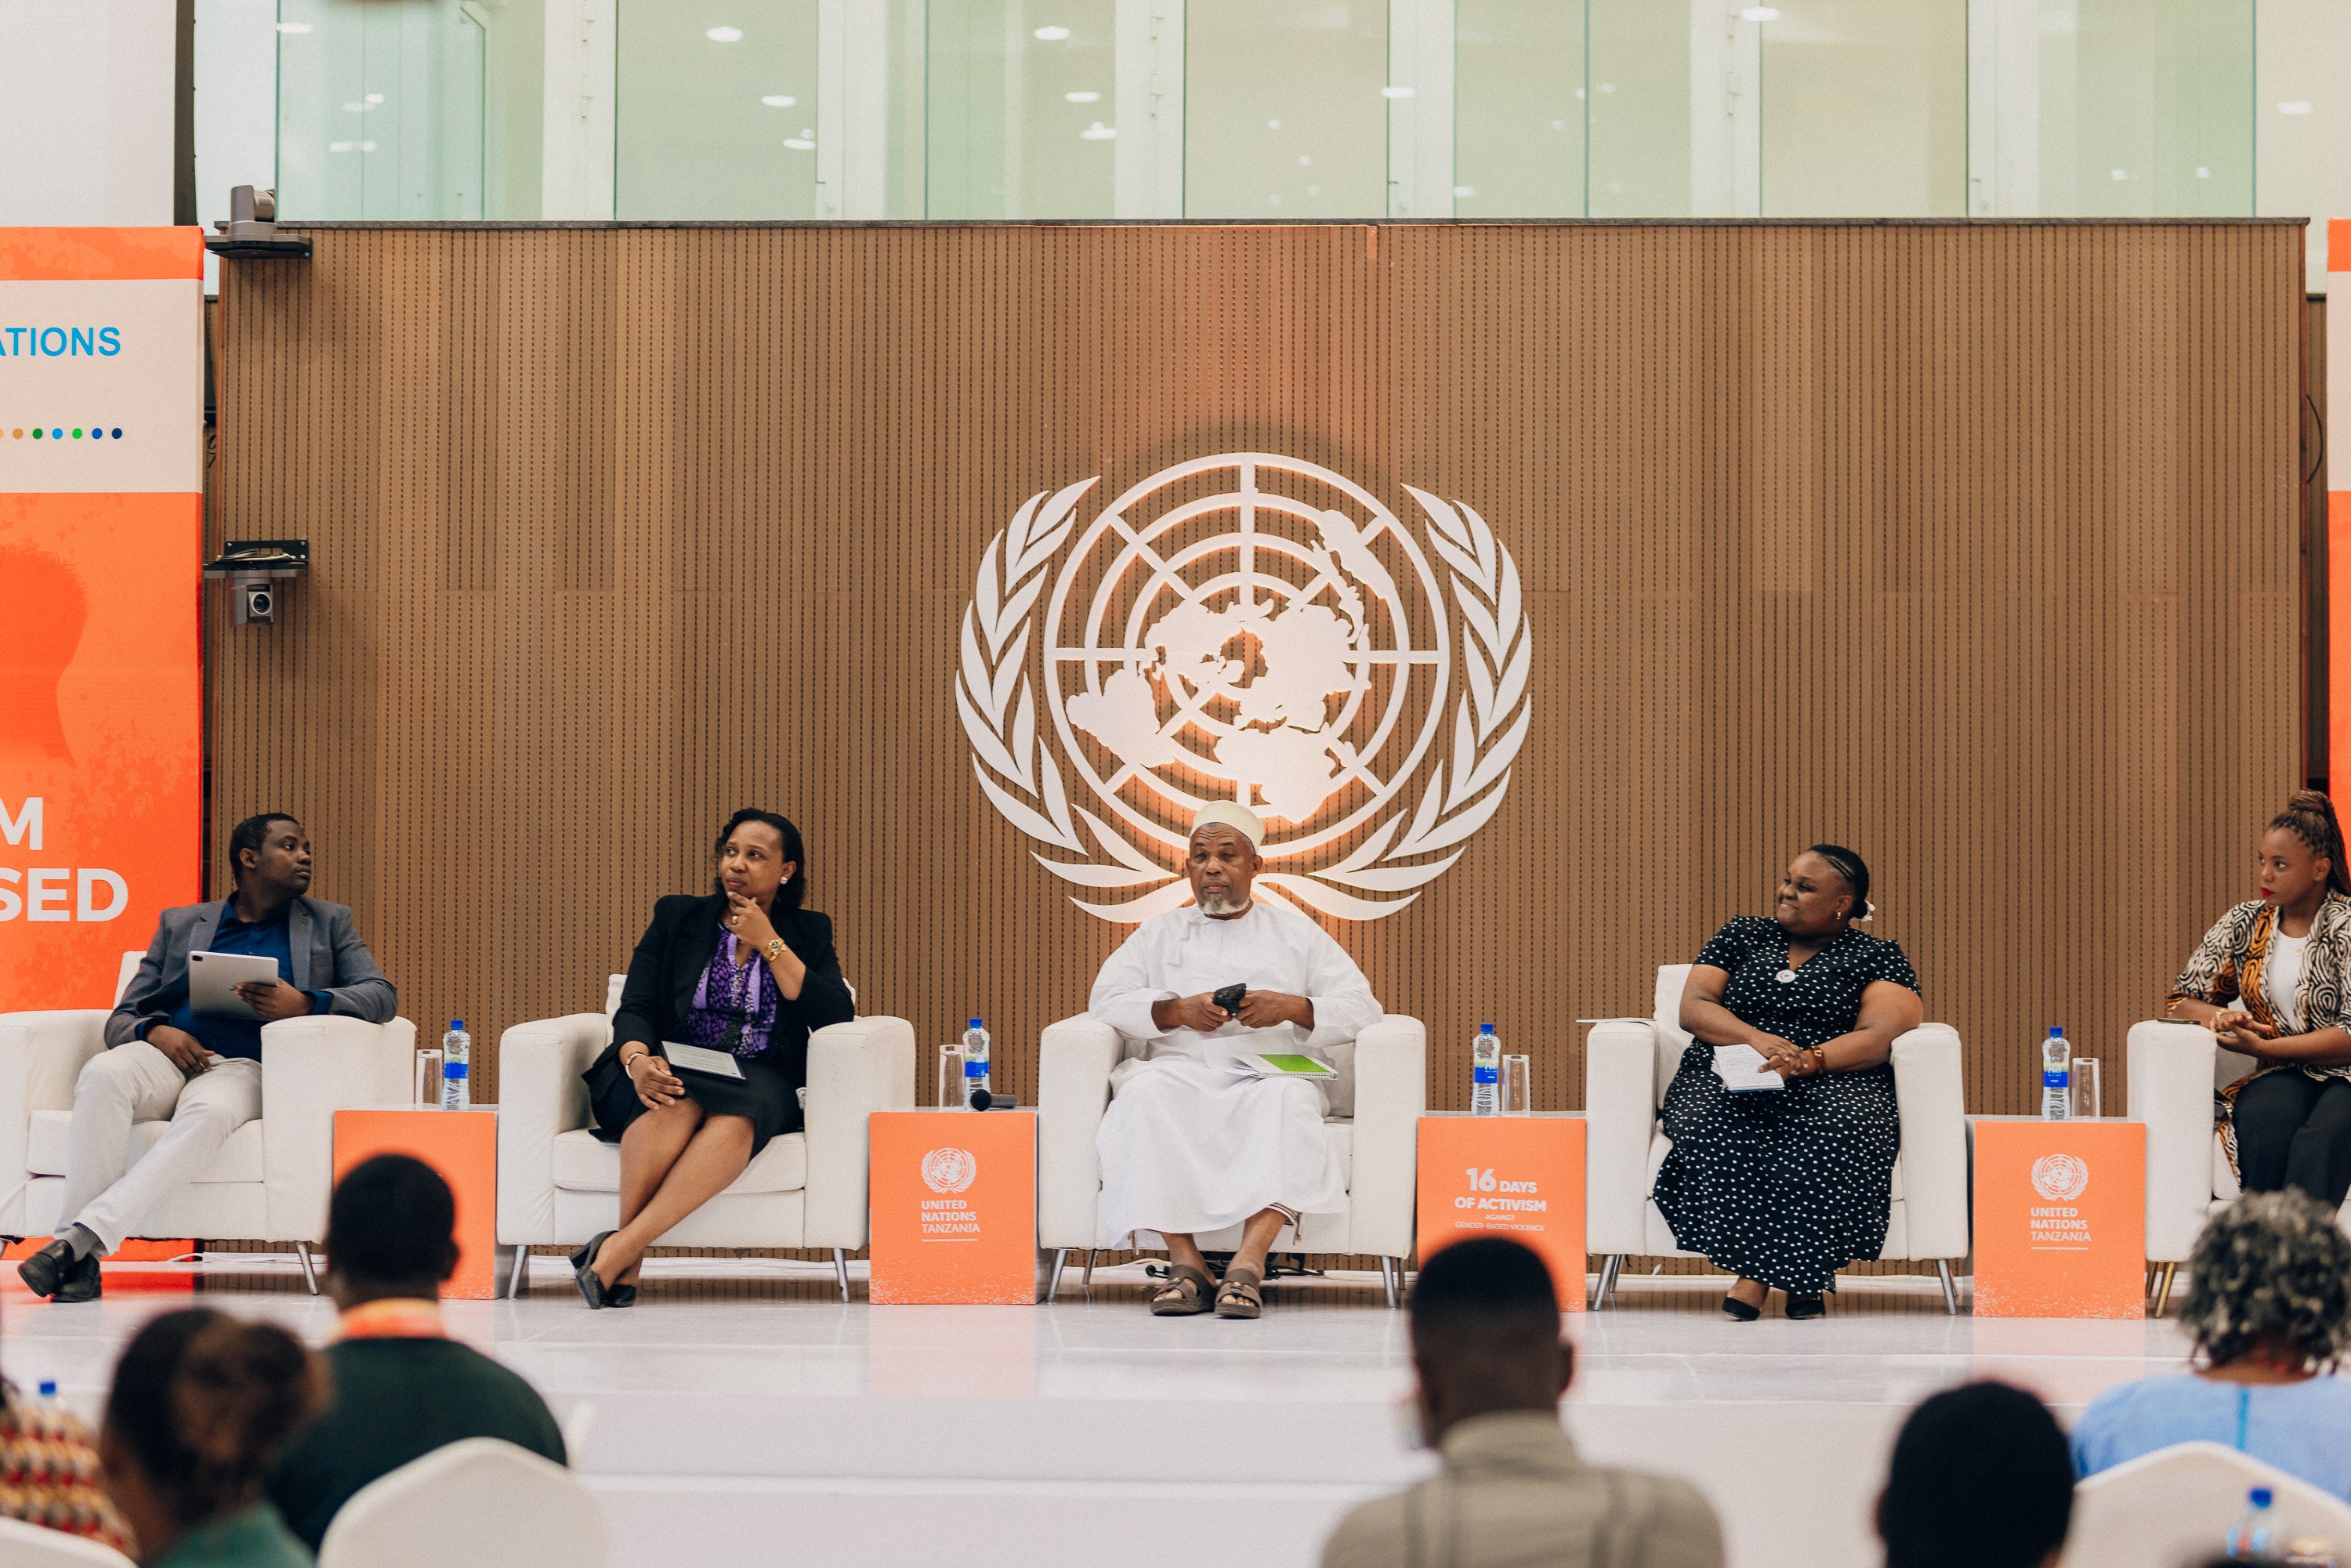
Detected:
[{"left": 335, "top": 1298, "right": 445, "bottom": 1341}]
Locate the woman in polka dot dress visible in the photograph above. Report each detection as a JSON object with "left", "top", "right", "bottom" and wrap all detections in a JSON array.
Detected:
[{"left": 1650, "top": 845, "right": 1923, "bottom": 1320}]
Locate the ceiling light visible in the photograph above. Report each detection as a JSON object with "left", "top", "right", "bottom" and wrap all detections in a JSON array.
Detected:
[
  {"left": 1454, "top": 184, "right": 1476, "bottom": 197},
  {"left": 360, "top": 141, "right": 377, "bottom": 151},
  {"left": 761, "top": 94, "right": 797, "bottom": 107},
  {"left": 2110, "top": 168, "right": 2128, "bottom": 179},
  {"left": 1380, "top": 85, "right": 1415, "bottom": 100},
  {"left": 1306, "top": 183, "right": 1320, "bottom": 197},
  {"left": 2279, "top": 101, "right": 2313, "bottom": 114},
  {"left": 1741, "top": 6, "right": 1780, "bottom": 20},
  {"left": 1033, "top": 24, "right": 1070, "bottom": 40},
  {"left": 706, "top": 25, "right": 742, "bottom": 42},
  {"left": 1598, "top": 82, "right": 1614, "bottom": 94},
  {"left": 1065, "top": 90, "right": 1100, "bottom": 103},
  {"left": 1298, "top": 154, "right": 1312, "bottom": 165},
  {"left": 784, "top": 138, "right": 815, "bottom": 150},
  {"left": 1552, "top": 118, "right": 1567, "bottom": 129},
  {"left": 365, "top": 92, "right": 384, "bottom": 103},
  {"left": 275, "top": 20, "right": 313, "bottom": 32},
  {"left": 1267, "top": 118, "right": 1282, "bottom": 130},
  {"left": 328, "top": 140, "right": 353, "bottom": 152},
  {"left": 2196, "top": 165, "right": 2212, "bottom": 178},
  {"left": 1080, "top": 121, "right": 1114, "bottom": 139}
]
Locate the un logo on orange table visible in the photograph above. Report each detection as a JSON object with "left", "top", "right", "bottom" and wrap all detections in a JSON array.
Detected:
[
  {"left": 2030, "top": 1153, "right": 2090, "bottom": 1201},
  {"left": 956, "top": 454, "right": 1533, "bottom": 923},
  {"left": 921, "top": 1146, "right": 978, "bottom": 1194}
]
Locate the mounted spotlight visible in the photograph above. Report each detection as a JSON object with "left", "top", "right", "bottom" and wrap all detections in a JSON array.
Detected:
[{"left": 203, "top": 540, "right": 309, "bottom": 626}]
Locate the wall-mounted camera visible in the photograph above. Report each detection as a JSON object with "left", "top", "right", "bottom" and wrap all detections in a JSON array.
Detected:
[
  {"left": 202, "top": 540, "right": 309, "bottom": 626},
  {"left": 205, "top": 187, "right": 311, "bottom": 260}
]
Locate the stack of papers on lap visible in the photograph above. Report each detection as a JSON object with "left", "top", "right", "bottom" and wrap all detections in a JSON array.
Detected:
[
  {"left": 1226, "top": 1053, "right": 1337, "bottom": 1079},
  {"left": 1712, "top": 1045, "right": 1784, "bottom": 1093},
  {"left": 661, "top": 1041, "right": 747, "bottom": 1081}
]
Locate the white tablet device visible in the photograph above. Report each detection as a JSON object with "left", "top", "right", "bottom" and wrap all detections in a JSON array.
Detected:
[{"left": 187, "top": 951, "right": 285, "bottom": 1019}]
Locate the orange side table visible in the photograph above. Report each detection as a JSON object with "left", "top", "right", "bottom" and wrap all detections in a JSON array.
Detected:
[
  {"left": 1417, "top": 1114, "right": 1587, "bottom": 1310},
  {"left": 333, "top": 1108, "right": 498, "bottom": 1300},
  {"left": 868, "top": 1109, "right": 1038, "bottom": 1305},
  {"left": 1971, "top": 1115, "right": 2146, "bottom": 1319}
]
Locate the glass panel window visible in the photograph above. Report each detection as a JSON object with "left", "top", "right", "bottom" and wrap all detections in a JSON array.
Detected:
[
  {"left": 615, "top": 0, "right": 820, "bottom": 219},
  {"left": 926, "top": 1, "right": 1116, "bottom": 219},
  {"left": 1585, "top": 0, "right": 1690, "bottom": 217},
  {"left": 1454, "top": 0, "right": 1586, "bottom": 219},
  {"left": 2037, "top": 0, "right": 2252, "bottom": 215},
  {"left": 1759, "top": 0, "right": 1966, "bottom": 216},
  {"left": 275, "top": 0, "right": 490, "bottom": 219},
  {"left": 1184, "top": 0, "right": 1388, "bottom": 219}
]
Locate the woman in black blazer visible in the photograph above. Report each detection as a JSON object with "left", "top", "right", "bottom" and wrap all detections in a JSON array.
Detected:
[{"left": 573, "top": 809, "right": 856, "bottom": 1308}]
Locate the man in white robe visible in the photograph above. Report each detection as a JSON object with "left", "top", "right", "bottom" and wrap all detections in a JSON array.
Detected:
[{"left": 1089, "top": 801, "right": 1382, "bottom": 1316}]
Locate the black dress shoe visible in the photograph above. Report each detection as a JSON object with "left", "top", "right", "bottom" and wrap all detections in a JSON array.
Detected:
[
  {"left": 573, "top": 1231, "right": 615, "bottom": 1310},
  {"left": 605, "top": 1284, "right": 637, "bottom": 1309},
  {"left": 16, "top": 1240, "right": 74, "bottom": 1299},
  {"left": 1785, "top": 1292, "right": 1827, "bottom": 1320},
  {"left": 53, "top": 1252, "right": 101, "bottom": 1304},
  {"left": 1721, "top": 1293, "right": 1762, "bottom": 1321}
]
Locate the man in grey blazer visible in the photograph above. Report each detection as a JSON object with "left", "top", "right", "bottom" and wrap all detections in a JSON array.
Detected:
[{"left": 18, "top": 813, "right": 397, "bottom": 1302}]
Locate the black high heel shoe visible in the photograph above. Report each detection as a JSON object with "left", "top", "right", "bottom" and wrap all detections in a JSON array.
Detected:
[
  {"left": 1721, "top": 1293, "right": 1762, "bottom": 1321},
  {"left": 1785, "top": 1292, "right": 1827, "bottom": 1320},
  {"left": 573, "top": 1230, "right": 616, "bottom": 1309}
]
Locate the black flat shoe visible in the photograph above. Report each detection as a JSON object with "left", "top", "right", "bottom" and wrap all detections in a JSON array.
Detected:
[
  {"left": 16, "top": 1240, "right": 74, "bottom": 1300},
  {"left": 1785, "top": 1292, "right": 1827, "bottom": 1320},
  {"left": 1721, "top": 1294, "right": 1762, "bottom": 1321},
  {"left": 573, "top": 1231, "right": 615, "bottom": 1310}
]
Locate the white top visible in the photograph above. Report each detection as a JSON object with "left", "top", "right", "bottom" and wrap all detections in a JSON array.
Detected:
[
  {"left": 1087, "top": 898, "right": 1382, "bottom": 1063},
  {"left": 2266, "top": 918, "right": 2309, "bottom": 1033}
]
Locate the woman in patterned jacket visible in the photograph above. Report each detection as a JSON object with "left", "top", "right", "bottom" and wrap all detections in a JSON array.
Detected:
[{"left": 2168, "top": 791, "right": 2351, "bottom": 1209}]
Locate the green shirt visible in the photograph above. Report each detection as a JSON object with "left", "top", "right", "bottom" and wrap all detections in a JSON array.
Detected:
[
  {"left": 151, "top": 1504, "right": 312, "bottom": 1568},
  {"left": 263, "top": 1337, "right": 567, "bottom": 1552}
]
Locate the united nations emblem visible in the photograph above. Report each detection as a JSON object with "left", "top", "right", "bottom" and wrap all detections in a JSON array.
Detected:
[
  {"left": 956, "top": 453, "right": 1532, "bottom": 922},
  {"left": 2030, "top": 1153, "right": 2090, "bottom": 1202},
  {"left": 921, "top": 1147, "right": 978, "bottom": 1194}
]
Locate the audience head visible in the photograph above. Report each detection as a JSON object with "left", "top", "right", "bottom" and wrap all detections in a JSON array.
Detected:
[
  {"left": 324, "top": 1153, "right": 460, "bottom": 1307},
  {"left": 226, "top": 813, "right": 309, "bottom": 896},
  {"left": 1877, "top": 1382, "right": 2073, "bottom": 1568},
  {"left": 1780, "top": 845, "right": 1873, "bottom": 938},
  {"left": 712, "top": 808, "right": 805, "bottom": 911},
  {"left": 1187, "top": 802, "right": 1265, "bottom": 917},
  {"left": 2262, "top": 790, "right": 2349, "bottom": 903},
  {"left": 2182, "top": 1190, "right": 2351, "bottom": 1374},
  {"left": 1407, "top": 1238, "right": 1570, "bottom": 1446},
  {"left": 100, "top": 1309, "right": 321, "bottom": 1545}
]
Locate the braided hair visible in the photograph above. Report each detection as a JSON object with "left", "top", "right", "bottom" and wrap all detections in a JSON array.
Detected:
[
  {"left": 1806, "top": 843, "right": 1875, "bottom": 924},
  {"left": 2269, "top": 791, "right": 2351, "bottom": 898}
]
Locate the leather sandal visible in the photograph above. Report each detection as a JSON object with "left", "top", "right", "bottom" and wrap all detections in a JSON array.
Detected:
[
  {"left": 1215, "top": 1264, "right": 1264, "bottom": 1319},
  {"left": 1148, "top": 1264, "right": 1215, "bottom": 1316}
]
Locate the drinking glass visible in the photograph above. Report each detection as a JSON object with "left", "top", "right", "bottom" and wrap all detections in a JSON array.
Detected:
[
  {"left": 2071, "top": 1057, "right": 2103, "bottom": 1120},
  {"left": 1502, "top": 1055, "right": 1532, "bottom": 1115},
  {"left": 413, "top": 1048, "right": 444, "bottom": 1106},
  {"left": 937, "top": 1045, "right": 968, "bottom": 1109}
]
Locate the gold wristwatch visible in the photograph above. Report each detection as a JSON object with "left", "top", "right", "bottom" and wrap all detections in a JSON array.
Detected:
[{"left": 763, "top": 936, "right": 786, "bottom": 962}]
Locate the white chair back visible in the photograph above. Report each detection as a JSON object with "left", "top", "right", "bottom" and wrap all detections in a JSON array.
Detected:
[
  {"left": 603, "top": 974, "right": 624, "bottom": 1018},
  {"left": 0, "top": 1516, "right": 134, "bottom": 1566},
  {"left": 317, "top": 1437, "right": 607, "bottom": 1568},
  {"left": 1650, "top": 964, "right": 1694, "bottom": 1105},
  {"left": 2061, "top": 1440, "right": 2351, "bottom": 1568},
  {"left": 110, "top": 951, "right": 142, "bottom": 1008}
]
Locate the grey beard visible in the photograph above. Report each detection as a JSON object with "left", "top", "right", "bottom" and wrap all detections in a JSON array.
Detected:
[{"left": 1196, "top": 890, "right": 1251, "bottom": 917}]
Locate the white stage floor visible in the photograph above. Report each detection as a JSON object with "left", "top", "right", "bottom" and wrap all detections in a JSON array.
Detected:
[{"left": 0, "top": 1258, "right": 2195, "bottom": 1568}]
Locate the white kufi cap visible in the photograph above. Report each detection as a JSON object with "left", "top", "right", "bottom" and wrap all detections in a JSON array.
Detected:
[{"left": 1190, "top": 799, "right": 1266, "bottom": 849}]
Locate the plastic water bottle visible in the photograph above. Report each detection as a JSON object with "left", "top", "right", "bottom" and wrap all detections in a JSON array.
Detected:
[
  {"left": 1471, "top": 1023, "right": 1501, "bottom": 1117},
  {"left": 441, "top": 1021, "right": 471, "bottom": 1110},
  {"left": 962, "top": 1019, "right": 991, "bottom": 1106},
  {"left": 2041, "top": 1026, "right": 2070, "bottom": 1121},
  {"left": 2226, "top": 1487, "right": 2277, "bottom": 1559},
  {"left": 34, "top": 1381, "right": 56, "bottom": 1409}
]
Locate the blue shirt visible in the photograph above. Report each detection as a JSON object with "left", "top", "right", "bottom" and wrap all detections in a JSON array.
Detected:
[
  {"left": 138, "top": 904, "right": 331, "bottom": 1063},
  {"left": 2071, "top": 1373, "right": 2351, "bottom": 1504}
]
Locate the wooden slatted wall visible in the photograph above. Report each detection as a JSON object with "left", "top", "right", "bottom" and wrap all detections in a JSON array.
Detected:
[{"left": 208, "top": 220, "right": 2302, "bottom": 1143}]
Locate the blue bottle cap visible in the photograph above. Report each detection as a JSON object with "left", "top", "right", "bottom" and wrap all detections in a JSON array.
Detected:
[
  {"left": 1479, "top": 1023, "right": 1495, "bottom": 1034},
  {"left": 2048, "top": 1025, "right": 2062, "bottom": 1035},
  {"left": 2251, "top": 1488, "right": 2273, "bottom": 1507},
  {"left": 37, "top": 1382, "right": 56, "bottom": 1398},
  {"left": 969, "top": 1018, "right": 983, "bottom": 1028},
  {"left": 451, "top": 1020, "right": 465, "bottom": 1030}
]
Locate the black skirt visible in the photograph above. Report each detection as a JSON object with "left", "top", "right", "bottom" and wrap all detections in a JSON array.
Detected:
[{"left": 583, "top": 1045, "right": 802, "bottom": 1159}]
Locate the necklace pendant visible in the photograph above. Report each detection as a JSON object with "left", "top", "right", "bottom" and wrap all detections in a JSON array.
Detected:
[{"left": 1775, "top": 969, "right": 1798, "bottom": 984}]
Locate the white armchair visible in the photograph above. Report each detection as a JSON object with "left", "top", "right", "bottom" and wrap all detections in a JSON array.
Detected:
[
  {"left": 1035, "top": 1013, "right": 1427, "bottom": 1306},
  {"left": 1585, "top": 964, "right": 1970, "bottom": 1312},
  {"left": 2126, "top": 1018, "right": 2349, "bottom": 1313},
  {"left": 0, "top": 951, "right": 416, "bottom": 1291},
  {"left": 494, "top": 976, "right": 915, "bottom": 1301}
]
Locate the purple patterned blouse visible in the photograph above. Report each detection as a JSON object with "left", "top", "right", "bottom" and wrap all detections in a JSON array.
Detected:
[{"left": 686, "top": 932, "right": 782, "bottom": 1058}]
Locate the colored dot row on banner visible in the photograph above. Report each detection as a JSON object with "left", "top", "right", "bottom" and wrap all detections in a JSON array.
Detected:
[{"left": 8, "top": 426, "right": 126, "bottom": 440}]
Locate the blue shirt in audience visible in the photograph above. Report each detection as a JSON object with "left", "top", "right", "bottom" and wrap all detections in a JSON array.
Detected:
[
  {"left": 136, "top": 905, "right": 330, "bottom": 1062},
  {"left": 2070, "top": 1373, "right": 2351, "bottom": 1504}
]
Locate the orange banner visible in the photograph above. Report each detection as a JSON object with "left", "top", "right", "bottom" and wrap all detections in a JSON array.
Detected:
[
  {"left": 0, "top": 229, "right": 204, "bottom": 1012},
  {"left": 1972, "top": 1117, "right": 2146, "bottom": 1319},
  {"left": 1417, "top": 1115, "right": 1587, "bottom": 1310},
  {"left": 334, "top": 1109, "right": 500, "bottom": 1301},
  {"left": 868, "top": 1110, "right": 1038, "bottom": 1305}
]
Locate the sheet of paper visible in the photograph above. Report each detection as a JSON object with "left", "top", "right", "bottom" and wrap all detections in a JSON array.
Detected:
[
  {"left": 1712, "top": 1043, "right": 1785, "bottom": 1093},
  {"left": 662, "top": 1041, "right": 748, "bottom": 1081}
]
